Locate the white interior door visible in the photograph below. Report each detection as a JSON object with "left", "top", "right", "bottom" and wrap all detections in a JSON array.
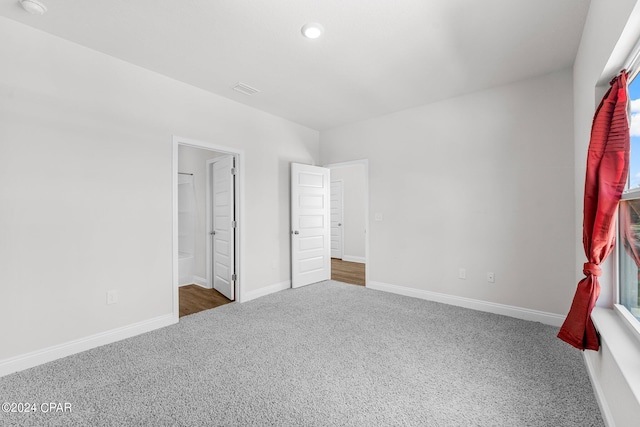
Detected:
[
  {"left": 330, "top": 180, "right": 343, "bottom": 259},
  {"left": 211, "top": 156, "right": 235, "bottom": 300},
  {"left": 291, "top": 163, "right": 330, "bottom": 288}
]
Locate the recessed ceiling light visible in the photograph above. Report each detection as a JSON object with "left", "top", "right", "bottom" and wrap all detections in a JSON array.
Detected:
[
  {"left": 19, "top": 0, "right": 47, "bottom": 15},
  {"left": 301, "top": 23, "right": 324, "bottom": 39}
]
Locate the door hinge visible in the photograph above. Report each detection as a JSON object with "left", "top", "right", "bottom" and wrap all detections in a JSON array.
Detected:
[
  {"left": 231, "top": 273, "right": 237, "bottom": 281},
  {"left": 231, "top": 167, "right": 236, "bottom": 176},
  {"left": 232, "top": 220, "right": 237, "bottom": 228}
]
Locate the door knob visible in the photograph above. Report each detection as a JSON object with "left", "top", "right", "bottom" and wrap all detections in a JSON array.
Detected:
[
  {"left": 338, "top": 223, "right": 342, "bottom": 226},
  {"left": 292, "top": 230, "right": 299, "bottom": 235},
  {"left": 210, "top": 231, "right": 216, "bottom": 235}
]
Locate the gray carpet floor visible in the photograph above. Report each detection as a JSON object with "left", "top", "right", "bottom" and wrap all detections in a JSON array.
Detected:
[{"left": 0, "top": 281, "right": 603, "bottom": 426}]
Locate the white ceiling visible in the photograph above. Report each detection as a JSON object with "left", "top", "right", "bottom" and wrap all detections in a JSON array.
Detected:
[{"left": 0, "top": 0, "right": 591, "bottom": 131}]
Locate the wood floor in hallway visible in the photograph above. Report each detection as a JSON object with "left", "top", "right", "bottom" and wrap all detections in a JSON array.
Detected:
[
  {"left": 179, "top": 285, "right": 233, "bottom": 317},
  {"left": 331, "top": 258, "right": 366, "bottom": 286},
  {"left": 181, "top": 259, "right": 365, "bottom": 317}
]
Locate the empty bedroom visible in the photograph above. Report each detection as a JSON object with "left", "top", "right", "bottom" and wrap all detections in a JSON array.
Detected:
[{"left": 1, "top": 1, "right": 639, "bottom": 426}]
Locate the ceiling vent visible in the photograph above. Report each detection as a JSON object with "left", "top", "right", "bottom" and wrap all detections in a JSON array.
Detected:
[{"left": 232, "top": 82, "right": 261, "bottom": 96}]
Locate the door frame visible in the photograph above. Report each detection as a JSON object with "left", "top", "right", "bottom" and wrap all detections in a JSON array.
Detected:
[
  {"left": 330, "top": 179, "right": 344, "bottom": 259},
  {"left": 172, "top": 136, "right": 245, "bottom": 321},
  {"left": 324, "top": 159, "right": 370, "bottom": 287}
]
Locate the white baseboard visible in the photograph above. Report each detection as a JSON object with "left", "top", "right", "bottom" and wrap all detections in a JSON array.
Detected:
[
  {"left": 179, "top": 276, "right": 209, "bottom": 288},
  {"left": 192, "top": 276, "right": 208, "bottom": 288},
  {"left": 241, "top": 280, "right": 291, "bottom": 303},
  {"left": 0, "top": 314, "right": 176, "bottom": 378},
  {"left": 367, "top": 281, "right": 566, "bottom": 327},
  {"left": 342, "top": 255, "right": 366, "bottom": 264},
  {"left": 583, "top": 352, "right": 615, "bottom": 427}
]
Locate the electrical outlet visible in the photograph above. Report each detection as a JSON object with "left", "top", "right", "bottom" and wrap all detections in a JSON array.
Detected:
[
  {"left": 458, "top": 268, "right": 466, "bottom": 279},
  {"left": 487, "top": 272, "right": 495, "bottom": 283},
  {"left": 107, "top": 290, "right": 118, "bottom": 305}
]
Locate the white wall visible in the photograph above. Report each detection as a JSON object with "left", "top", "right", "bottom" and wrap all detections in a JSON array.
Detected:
[
  {"left": 321, "top": 69, "right": 575, "bottom": 316},
  {"left": 178, "top": 145, "right": 224, "bottom": 284},
  {"left": 329, "top": 164, "right": 366, "bottom": 262},
  {"left": 573, "top": 0, "right": 640, "bottom": 425},
  {"left": 0, "top": 16, "right": 319, "bottom": 363}
]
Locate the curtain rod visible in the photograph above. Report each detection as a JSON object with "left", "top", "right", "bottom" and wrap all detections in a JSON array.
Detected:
[{"left": 178, "top": 172, "right": 193, "bottom": 176}]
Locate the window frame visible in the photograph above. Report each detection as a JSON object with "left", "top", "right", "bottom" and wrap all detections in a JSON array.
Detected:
[
  {"left": 617, "top": 191, "right": 640, "bottom": 340},
  {"left": 616, "top": 56, "right": 640, "bottom": 340}
]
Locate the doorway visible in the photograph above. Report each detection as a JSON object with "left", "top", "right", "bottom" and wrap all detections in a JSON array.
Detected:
[
  {"left": 289, "top": 161, "right": 368, "bottom": 289},
  {"left": 327, "top": 160, "right": 368, "bottom": 287},
  {"left": 172, "top": 136, "right": 244, "bottom": 320}
]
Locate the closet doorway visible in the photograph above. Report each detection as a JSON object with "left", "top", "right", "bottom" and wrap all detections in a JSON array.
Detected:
[
  {"left": 172, "top": 137, "right": 243, "bottom": 319},
  {"left": 326, "top": 160, "right": 369, "bottom": 287}
]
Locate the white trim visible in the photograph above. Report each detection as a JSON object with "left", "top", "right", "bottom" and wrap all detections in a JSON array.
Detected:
[
  {"left": 367, "top": 281, "right": 566, "bottom": 326},
  {"left": 206, "top": 158, "right": 214, "bottom": 290},
  {"left": 178, "top": 278, "right": 208, "bottom": 288},
  {"left": 324, "top": 159, "right": 369, "bottom": 286},
  {"left": 591, "top": 307, "right": 640, "bottom": 423},
  {"left": 582, "top": 352, "right": 616, "bottom": 427},
  {"left": 242, "top": 280, "right": 291, "bottom": 303},
  {"left": 172, "top": 141, "right": 180, "bottom": 321},
  {"left": 192, "top": 275, "right": 208, "bottom": 288},
  {"left": 0, "top": 314, "right": 175, "bottom": 378},
  {"left": 342, "top": 255, "right": 366, "bottom": 264},
  {"left": 173, "top": 136, "right": 246, "bottom": 312},
  {"left": 614, "top": 304, "right": 640, "bottom": 342},
  {"left": 178, "top": 276, "right": 195, "bottom": 287},
  {"left": 611, "top": 4, "right": 640, "bottom": 333},
  {"left": 330, "top": 179, "right": 344, "bottom": 259},
  {"left": 599, "top": 2, "right": 640, "bottom": 87},
  {"left": 614, "top": 210, "right": 621, "bottom": 309},
  {"left": 623, "top": 32, "right": 640, "bottom": 80}
]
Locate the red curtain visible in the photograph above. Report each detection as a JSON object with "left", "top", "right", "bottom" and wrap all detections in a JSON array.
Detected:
[{"left": 558, "top": 71, "right": 629, "bottom": 351}]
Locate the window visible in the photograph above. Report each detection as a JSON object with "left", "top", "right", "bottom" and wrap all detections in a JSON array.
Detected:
[{"left": 619, "top": 72, "right": 640, "bottom": 321}]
